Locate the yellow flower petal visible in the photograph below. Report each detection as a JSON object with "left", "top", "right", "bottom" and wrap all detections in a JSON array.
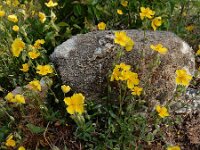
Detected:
[
  {"left": 67, "top": 105, "right": 76, "bottom": 114},
  {"left": 117, "top": 9, "right": 123, "bottom": 15},
  {"left": 64, "top": 97, "right": 72, "bottom": 105}
]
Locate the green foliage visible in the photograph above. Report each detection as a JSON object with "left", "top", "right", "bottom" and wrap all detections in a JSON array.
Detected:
[{"left": 26, "top": 123, "right": 45, "bottom": 134}]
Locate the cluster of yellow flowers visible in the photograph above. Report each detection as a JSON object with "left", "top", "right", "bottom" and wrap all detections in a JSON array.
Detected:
[
  {"left": 154, "top": 69, "right": 192, "bottom": 120},
  {"left": 6, "top": 0, "right": 20, "bottom": 7},
  {"left": 110, "top": 63, "right": 143, "bottom": 96},
  {"left": 10, "top": 36, "right": 53, "bottom": 76},
  {"left": 114, "top": 31, "right": 134, "bottom": 51},
  {"left": 140, "top": 7, "right": 162, "bottom": 31},
  {"left": 0, "top": 2, "right": 20, "bottom": 31},
  {"left": 13, "top": 39, "right": 53, "bottom": 75},
  {"left": 5, "top": 92, "right": 25, "bottom": 104},
  {"left": 11, "top": 38, "right": 45, "bottom": 58},
  {"left": 97, "top": 1, "right": 128, "bottom": 30},
  {"left": 38, "top": 0, "right": 58, "bottom": 23},
  {"left": 5, "top": 134, "right": 26, "bottom": 150},
  {"left": 117, "top": 1, "right": 128, "bottom": 15},
  {"left": 2, "top": 0, "right": 54, "bottom": 109}
]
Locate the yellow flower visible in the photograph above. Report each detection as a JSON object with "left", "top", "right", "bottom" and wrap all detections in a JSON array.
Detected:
[
  {"left": 125, "top": 36, "right": 134, "bottom": 51},
  {"left": 126, "top": 72, "right": 139, "bottom": 89},
  {"left": 150, "top": 43, "right": 168, "bottom": 54},
  {"left": 11, "top": 38, "right": 25, "bottom": 57},
  {"left": 5, "top": 135, "right": 16, "bottom": 147},
  {"left": 167, "top": 145, "right": 181, "bottom": 150},
  {"left": 151, "top": 17, "right": 162, "bottom": 31},
  {"left": 8, "top": 14, "right": 18, "bottom": 23},
  {"left": 140, "top": 7, "right": 155, "bottom": 20},
  {"left": 175, "top": 69, "right": 192, "bottom": 86},
  {"left": 110, "top": 63, "right": 131, "bottom": 81},
  {"left": 5, "top": 92, "right": 16, "bottom": 103},
  {"left": 131, "top": 86, "right": 143, "bottom": 96},
  {"left": 114, "top": 31, "right": 134, "bottom": 50},
  {"left": 36, "top": 65, "right": 53, "bottom": 76},
  {"left": 34, "top": 39, "right": 45, "bottom": 49},
  {"left": 196, "top": 51, "right": 200, "bottom": 55},
  {"left": 38, "top": 12, "right": 46, "bottom": 23},
  {"left": 61, "top": 85, "right": 71, "bottom": 93},
  {"left": 13, "top": 0, "right": 20, "bottom": 7},
  {"left": 15, "top": 94, "right": 25, "bottom": 104},
  {"left": 12, "top": 25, "right": 19, "bottom": 32},
  {"left": 185, "top": 25, "right": 195, "bottom": 31},
  {"left": 45, "top": 0, "right": 58, "bottom": 8},
  {"left": 6, "top": 0, "right": 20, "bottom": 7},
  {"left": 114, "top": 31, "right": 128, "bottom": 47},
  {"left": 196, "top": 45, "right": 200, "bottom": 56},
  {"left": 155, "top": 105, "right": 170, "bottom": 118},
  {"left": 0, "top": 10, "right": 5, "bottom": 17},
  {"left": 6, "top": 0, "right": 11, "bottom": 6},
  {"left": 121, "top": 0, "right": 128, "bottom": 7},
  {"left": 28, "top": 50, "right": 40, "bottom": 59},
  {"left": 97, "top": 22, "right": 106, "bottom": 30},
  {"left": 117, "top": 9, "right": 123, "bottom": 15},
  {"left": 182, "top": 12, "right": 187, "bottom": 17},
  {"left": 64, "top": 93, "right": 85, "bottom": 115},
  {"left": 20, "top": 63, "right": 29, "bottom": 72},
  {"left": 28, "top": 80, "right": 41, "bottom": 91},
  {"left": 18, "top": 146, "right": 26, "bottom": 150}
]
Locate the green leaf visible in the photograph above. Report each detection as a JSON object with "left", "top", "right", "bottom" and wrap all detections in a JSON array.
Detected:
[
  {"left": 26, "top": 123, "right": 45, "bottom": 134},
  {"left": 57, "top": 22, "right": 69, "bottom": 27},
  {"left": 146, "top": 132, "right": 154, "bottom": 141},
  {"left": 73, "top": 5, "right": 82, "bottom": 16}
]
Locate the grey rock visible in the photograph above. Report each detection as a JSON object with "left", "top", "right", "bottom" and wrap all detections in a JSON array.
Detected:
[
  {"left": 50, "top": 30, "right": 195, "bottom": 103},
  {"left": 175, "top": 88, "right": 200, "bottom": 114}
]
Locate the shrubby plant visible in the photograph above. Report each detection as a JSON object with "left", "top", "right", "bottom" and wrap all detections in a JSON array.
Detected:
[{"left": 0, "top": 0, "right": 199, "bottom": 149}]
